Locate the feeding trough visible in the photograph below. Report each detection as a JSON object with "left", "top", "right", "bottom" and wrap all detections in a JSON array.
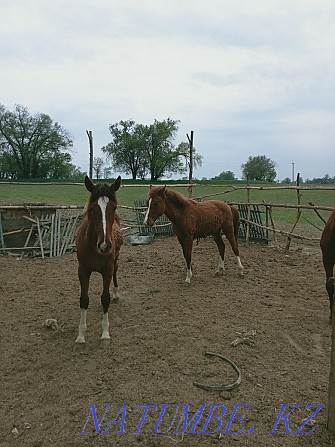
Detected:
[{"left": 125, "top": 234, "right": 154, "bottom": 245}]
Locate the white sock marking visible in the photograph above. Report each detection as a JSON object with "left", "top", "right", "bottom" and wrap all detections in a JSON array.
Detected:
[
  {"left": 237, "top": 256, "right": 244, "bottom": 275},
  {"left": 185, "top": 268, "right": 192, "bottom": 283},
  {"left": 218, "top": 258, "right": 225, "bottom": 271},
  {"left": 101, "top": 313, "right": 110, "bottom": 340},
  {"left": 113, "top": 286, "right": 120, "bottom": 300},
  {"left": 76, "top": 308, "right": 87, "bottom": 343}
]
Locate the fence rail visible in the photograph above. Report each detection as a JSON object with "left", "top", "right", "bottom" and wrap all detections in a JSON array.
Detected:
[{"left": 1, "top": 177, "right": 334, "bottom": 256}]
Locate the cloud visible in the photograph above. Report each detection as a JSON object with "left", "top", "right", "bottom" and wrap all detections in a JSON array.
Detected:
[{"left": 1, "top": 0, "right": 335, "bottom": 180}]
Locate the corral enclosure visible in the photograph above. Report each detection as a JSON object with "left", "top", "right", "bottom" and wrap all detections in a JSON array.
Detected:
[
  {"left": 1, "top": 181, "right": 335, "bottom": 446},
  {"left": 1, "top": 235, "right": 333, "bottom": 446}
]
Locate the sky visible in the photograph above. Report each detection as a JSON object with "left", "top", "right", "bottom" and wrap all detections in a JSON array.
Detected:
[{"left": 1, "top": 0, "right": 335, "bottom": 181}]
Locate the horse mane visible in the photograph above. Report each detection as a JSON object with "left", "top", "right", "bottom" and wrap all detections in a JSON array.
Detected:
[{"left": 165, "top": 188, "right": 191, "bottom": 209}]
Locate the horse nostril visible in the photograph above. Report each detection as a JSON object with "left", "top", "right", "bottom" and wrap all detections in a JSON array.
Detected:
[{"left": 98, "top": 242, "right": 112, "bottom": 253}]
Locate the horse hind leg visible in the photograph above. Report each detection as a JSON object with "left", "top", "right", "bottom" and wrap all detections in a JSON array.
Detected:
[
  {"left": 213, "top": 232, "right": 226, "bottom": 276},
  {"left": 74, "top": 267, "right": 91, "bottom": 352},
  {"left": 112, "top": 258, "right": 120, "bottom": 301},
  {"left": 180, "top": 236, "right": 193, "bottom": 283},
  {"left": 225, "top": 228, "right": 244, "bottom": 276},
  {"left": 100, "top": 272, "right": 112, "bottom": 347}
]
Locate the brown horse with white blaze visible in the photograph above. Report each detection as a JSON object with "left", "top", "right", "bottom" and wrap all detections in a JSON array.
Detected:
[
  {"left": 74, "top": 176, "right": 123, "bottom": 350},
  {"left": 144, "top": 185, "right": 243, "bottom": 283},
  {"left": 320, "top": 209, "right": 335, "bottom": 323}
]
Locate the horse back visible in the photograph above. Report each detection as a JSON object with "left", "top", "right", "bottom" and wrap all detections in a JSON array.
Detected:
[{"left": 185, "top": 199, "right": 234, "bottom": 238}]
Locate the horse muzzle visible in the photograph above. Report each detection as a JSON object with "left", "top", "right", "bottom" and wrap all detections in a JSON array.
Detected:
[{"left": 97, "top": 241, "right": 112, "bottom": 254}]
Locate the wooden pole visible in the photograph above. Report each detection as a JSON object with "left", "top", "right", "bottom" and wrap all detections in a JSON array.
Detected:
[
  {"left": 267, "top": 205, "right": 279, "bottom": 250},
  {"left": 0, "top": 211, "right": 4, "bottom": 249},
  {"left": 285, "top": 173, "right": 302, "bottom": 253},
  {"left": 246, "top": 175, "right": 251, "bottom": 243},
  {"left": 186, "top": 131, "right": 194, "bottom": 198},
  {"left": 86, "top": 130, "right": 94, "bottom": 179},
  {"left": 328, "top": 279, "right": 335, "bottom": 432}
]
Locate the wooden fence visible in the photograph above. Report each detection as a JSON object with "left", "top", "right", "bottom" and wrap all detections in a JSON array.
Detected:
[{"left": 1, "top": 177, "right": 334, "bottom": 256}]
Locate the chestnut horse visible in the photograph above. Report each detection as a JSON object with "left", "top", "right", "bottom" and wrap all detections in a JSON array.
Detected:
[
  {"left": 320, "top": 209, "right": 335, "bottom": 323},
  {"left": 74, "top": 176, "right": 123, "bottom": 350},
  {"left": 144, "top": 186, "right": 243, "bottom": 283}
]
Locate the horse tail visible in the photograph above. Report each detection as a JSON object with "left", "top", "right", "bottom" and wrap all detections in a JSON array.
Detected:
[{"left": 229, "top": 205, "right": 240, "bottom": 243}]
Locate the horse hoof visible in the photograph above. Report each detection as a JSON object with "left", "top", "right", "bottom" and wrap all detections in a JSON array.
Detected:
[
  {"left": 215, "top": 269, "right": 224, "bottom": 277},
  {"left": 100, "top": 338, "right": 111, "bottom": 348},
  {"left": 73, "top": 342, "right": 86, "bottom": 354},
  {"left": 113, "top": 296, "right": 120, "bottom": 303}
]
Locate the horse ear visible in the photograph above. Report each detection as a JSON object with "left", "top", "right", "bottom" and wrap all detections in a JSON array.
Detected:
[
  {"left": 111, "top": 175, "right": 121, "bottom": 192},
  {"left": 84, "top": 175, "right": 95, "bottom": 192},
  {"left": 157, "top": 185, "right": 166, "bottom": 196}
]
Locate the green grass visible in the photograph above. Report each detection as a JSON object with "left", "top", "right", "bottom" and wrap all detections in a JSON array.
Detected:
[{"left": 0, "top": 181, "right": 334, "bottom": 226}]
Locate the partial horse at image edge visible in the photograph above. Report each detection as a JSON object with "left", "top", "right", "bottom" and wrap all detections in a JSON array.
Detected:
[
  {"left": 74, "top": 175, "right": 123, "bottom": 350},
  {"left": 144, "top": 185, "right": 243, "bottom": 283},
  {"left": 320, "top": 209, "right": 335, "bottom": 323}
]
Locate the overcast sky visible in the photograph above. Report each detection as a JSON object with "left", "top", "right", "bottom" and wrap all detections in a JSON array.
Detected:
[{"left": 1, "top": 0, "right": 334, "bottom": 181}]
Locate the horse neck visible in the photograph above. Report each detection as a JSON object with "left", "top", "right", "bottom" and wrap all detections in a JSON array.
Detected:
[{"left": 163, "top": 192, "right": 187, "bottom": 223}]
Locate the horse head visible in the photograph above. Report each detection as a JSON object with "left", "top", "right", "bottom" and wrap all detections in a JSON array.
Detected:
[
  {"left": 85, "top": 175, "right": 121, "bottom": 254},
  {"left": 143, "top": 185, "right": 166, "bottom": 227}
]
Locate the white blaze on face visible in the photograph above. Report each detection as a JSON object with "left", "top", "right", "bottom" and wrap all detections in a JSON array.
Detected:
[
  {"left": 98, "top": 196, "right": 110, "bottom": 243},
  {"left": 143, "top": 198, "right": 152, "bottom": 225}
]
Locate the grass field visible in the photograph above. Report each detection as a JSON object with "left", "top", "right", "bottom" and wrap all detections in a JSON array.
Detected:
[{"left": 1, "top": 181, "right": 335, "bottom": 226}]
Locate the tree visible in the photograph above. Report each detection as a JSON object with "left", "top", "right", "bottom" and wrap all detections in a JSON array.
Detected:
[
  {"left": 136, "top": 118, "right": 182, "bottom": 181},
  {"left": 93, "top": 156, "right": 104, "bottom": 179},
  {"left": 241, "top": 155, "right": 276, "bottom": 182},
  {"left": 101, "top": 120, "right": 146, "bottom": 180},
  {"left": 102, "top": 118, "right": 202, "bottom": 181},
  {"left": 175, "top": 141, "right": 203, "bottom": 177},
  {"left": 211, "top": 171, "right": 236, "bottom": 181},
  {"left": 0, "top": 104, "right": 73, "bottom": 178}
]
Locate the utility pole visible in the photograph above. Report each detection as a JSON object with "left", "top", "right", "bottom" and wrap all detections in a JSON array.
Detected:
[
  {"left": 86, "top": 130, "right": 93, "bottom": 179},
  {"left": 186, "top": 130, "right": 194, "bottom": 198},
  {"left": 292, "top": 161, "right": 295, "bottom": 184}
]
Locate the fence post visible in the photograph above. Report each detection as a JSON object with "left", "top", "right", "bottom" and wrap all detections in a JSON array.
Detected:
[
  {"left": 246, "top": 176, "right": 251, "bottom": 243},
  {"left": 187, "top": 130, "right": 194, "bottom": 198}
]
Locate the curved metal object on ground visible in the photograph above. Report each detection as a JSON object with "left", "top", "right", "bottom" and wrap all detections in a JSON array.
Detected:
[{"left": 193, "top": 352, "right": 242, "bottom": 392}]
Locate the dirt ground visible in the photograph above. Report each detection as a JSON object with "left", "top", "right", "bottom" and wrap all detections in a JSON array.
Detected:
[{"left": 1, "top": 233, "right": 335, "bottom": 446}]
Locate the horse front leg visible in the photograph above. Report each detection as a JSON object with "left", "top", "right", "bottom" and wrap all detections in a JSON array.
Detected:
[
  {"left": 179, "top": 235, "right": 193, "bottom": 283},
  {"left": 74, "top": 267, "right": 91, "bottom": 349},
  {"left": 112, "top": 256, "right": 120, "bottom": 301},
  {"left": 100, "top": 270, "right": 112, "bottom": 347}
]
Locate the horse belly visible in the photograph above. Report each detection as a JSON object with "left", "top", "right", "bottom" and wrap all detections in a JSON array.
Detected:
[{"left": 194, "top": 214, "right": 223, "bottom": 238}]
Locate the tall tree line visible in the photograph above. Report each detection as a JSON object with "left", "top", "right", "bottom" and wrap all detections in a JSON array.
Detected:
[{"left": 0, "top": 104, "right": 81, "bottom": 179}]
